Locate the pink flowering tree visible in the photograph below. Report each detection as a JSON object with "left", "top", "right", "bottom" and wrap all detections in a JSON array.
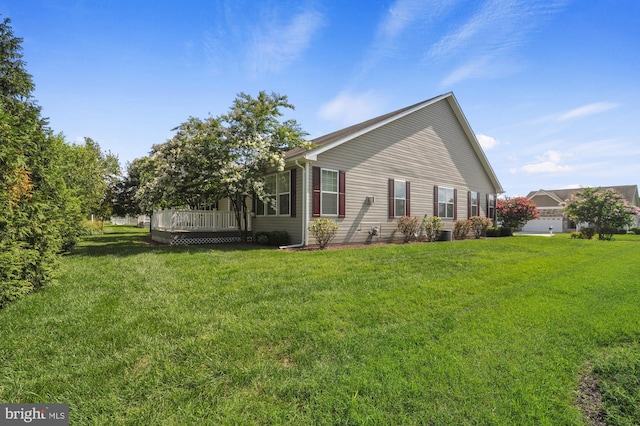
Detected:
[
  {"left": 562, "top": 187, "right": 640, "bottom": 240},
  {"left": 496, "top": 197, "right": 540, "bottom": 232}
]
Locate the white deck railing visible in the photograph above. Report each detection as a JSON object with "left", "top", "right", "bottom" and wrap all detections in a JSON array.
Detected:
[{"left": 152, "top": 209, "right": 250, "bottom": 232}]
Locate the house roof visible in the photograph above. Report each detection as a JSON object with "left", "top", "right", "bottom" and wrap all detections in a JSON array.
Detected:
[
  {"left": 285, "top": 92, "right": 503, "bottom": 193},
  {"left": 526, "top": 185, "right": 640, "bottom": 206}
]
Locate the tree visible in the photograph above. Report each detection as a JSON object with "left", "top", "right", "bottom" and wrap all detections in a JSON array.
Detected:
[
  {"left": 496, "top": 196, "right": 539, "bottom": 232},
  {"left": 135, "top": 91, "right": 310, "bottom": 241},
  {"left": 562, "top": 187, "right": 640, "bottom": 240},
  {"left": 61, "top": 137, "right": 121, "bottom": 222},
  {"left": 0, "top": 17, "right": 80, "bottom": 306},
  {"left": 217, "top": 92, "right": 310, "bottom": 241}
]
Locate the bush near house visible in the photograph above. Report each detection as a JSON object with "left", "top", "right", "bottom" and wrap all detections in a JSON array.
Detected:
[
  {"left": 422, "top": 216, "right": 443, "bottom": 242},
  {"left": 397, "top": 216, "right": 421, "bottom": 243},
  {"left": 308, "top": 218, "right": 338, "bottom": 249},
  {"left": 470, "top": 216, "right": 493, "bottom": 239},
  {"left": 486, "top": 227, "right": 513, "bottom": 237},
  {"left": 453, "top": 219, "right": 471, "bottom": 240},
  {"left": 255, "top": 231, "right": 289, "bottom": 246}
]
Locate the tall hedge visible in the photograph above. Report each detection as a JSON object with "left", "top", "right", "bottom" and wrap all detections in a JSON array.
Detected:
[{"left": 0, "top": 17, "right": 81, "bottom": 307}]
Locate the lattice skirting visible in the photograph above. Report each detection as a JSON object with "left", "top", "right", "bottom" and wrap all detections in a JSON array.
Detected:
[{"left": 169, "top": 236, "right": 253, "bottom": 246}]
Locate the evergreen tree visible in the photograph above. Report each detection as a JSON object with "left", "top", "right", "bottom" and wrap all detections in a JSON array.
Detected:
[{"left": 0, "top": 17, "right": 80, "bottom": 307}]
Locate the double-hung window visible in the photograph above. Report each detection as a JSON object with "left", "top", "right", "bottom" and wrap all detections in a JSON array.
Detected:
[
  {"left": 438, "top": 187, "right": 455, "bottom": 219},
  {"left": 256, "top": 171, "right": 291, "bottom": 216},
  {"left": 487, "top": 194, "right": 496, "bottom": 220},
  {"left": 394, "top": 180, "right": 407, "bottom": 217},
  {"left": 278, "top": 171, "right": 290, "bottom": 216},
  {"left": 469, "top": 191, "right": 479, "bottom": 217},
  {"left": 321, "top": 169, "right": 339, "bottom": 216},
  {"left": 388, "top": 179, "right": 410, "bottom": 218}
]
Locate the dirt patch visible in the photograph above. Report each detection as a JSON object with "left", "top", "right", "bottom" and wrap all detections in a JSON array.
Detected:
[{"left": 576, "top": 365, "right": 606, "bottom": 426}]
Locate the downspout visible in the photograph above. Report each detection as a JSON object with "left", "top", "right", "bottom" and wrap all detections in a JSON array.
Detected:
[{"left": 280, "top": 160, "right": 308, "bottom": 249}]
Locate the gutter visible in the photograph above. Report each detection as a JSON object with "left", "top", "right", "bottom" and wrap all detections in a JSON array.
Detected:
[{"left": 280, "top": 160, "right": 308, "bottom": 249}]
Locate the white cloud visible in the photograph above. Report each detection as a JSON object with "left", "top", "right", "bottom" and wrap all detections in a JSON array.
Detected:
[
  {"left": 318, "top": 91, "right": 385, "bottom": 126},
  {"left": 513, "top": 150, "right": 575, "bottom": 174},
  {"left": 249, "top": 9, "right": 325, "bottom": 74},
  {"left": 555, "top": 102, "right": 618, "bottom": 121},
  {"left": 476, "top": 133, "right": 499, "bottom": 150}
]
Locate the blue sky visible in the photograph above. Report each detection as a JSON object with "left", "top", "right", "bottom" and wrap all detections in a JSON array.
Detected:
[{"left": 3, "top": 0, "right": 639, "bottom": 196}]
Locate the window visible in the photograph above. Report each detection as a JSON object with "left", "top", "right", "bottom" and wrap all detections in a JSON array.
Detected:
[
  {"left": 278, "top": 171, "right": 290, "bottom": 215},
  {"left": 487, "top": 194, "right": 496, "bottom": 220},
  {"left": 469, "top": 191, "right": 479, "bottom": 217},
  {"left": 313, "top": 167, "right": 345, "bottom": 218},
  {"left": 256, "top": 171, "right": 290, "bottom": 216},
  {"left": 438, "top": 187, "right": 455, "bottom": 218},
  {"left": 321, "top": 169, "right": 339, "bottom": 216},
  {"left": 394, "top": 180, "right": 407, "bottom": 217},
  {"left": 388, "top": 179, "right": 410, "bottom": 218}
]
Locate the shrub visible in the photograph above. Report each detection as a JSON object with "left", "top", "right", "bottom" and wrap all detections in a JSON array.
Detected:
[
  {"left": 631, "top": 227, "right": 640, "bottom": 235},
  {"left": 308, "top": 218, "right": 339, "bottom": 249},
  {"left": 255, "top": 231, "right": 289, "bottom": 246},
  {"left": 453, "top": 219, "right": 471, "bottom": 240},
  {"left": 397, "top": 216, "right": 420, "bottom": 243},
  {"left": 422, "top": 216, "right": 442, "bottom": 242},
  {"left": 470, "top": 216, "right": 493, "bottom": 239},
  {"left": 579, "top": 227, "right": 595, "bottom": 239},
  {"left": 81, "top": 220, "right": 104, "bottom": 236},
  {"left": 255, "top": 232, "right": 270, "bottom": 245},
  {"left": 269, "top": 231, "right": 289, "bottom": 246},
  {"left": 486, "top": 227, "right": 512, "bottom": 237}
]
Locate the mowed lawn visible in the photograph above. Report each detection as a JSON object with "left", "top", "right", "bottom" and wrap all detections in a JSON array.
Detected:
[{"left": 1, "top": 227, "right": 639, "bottom": 425}]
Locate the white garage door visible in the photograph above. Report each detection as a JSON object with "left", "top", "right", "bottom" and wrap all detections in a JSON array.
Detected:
[{"left": 521, "top": 217, "right": 563, "bottom": 233}]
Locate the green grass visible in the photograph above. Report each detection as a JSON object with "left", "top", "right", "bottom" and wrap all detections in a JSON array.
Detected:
[{"left": 1, "top": 227, "right": 639, "bottom": 425}]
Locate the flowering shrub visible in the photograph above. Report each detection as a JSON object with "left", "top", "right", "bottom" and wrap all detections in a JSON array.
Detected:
[
  {"left": 397, "top": 216, "right": 420, "bottom": 243},
  {"left": 453, "top": 219, "right": 471, "bottom": 240},
  {"left": 470, "top": 216, "right": 493, "bottom": 239},
  {"left": 563, "top": 187, "right": 640, "bottom": 240},
  {"left": 422, "top": 216, "right": 443, "bottom": 242},
  {"left": 308, "top": 218, "right": 339, "bottom": 249},
  {"left": 496, "top": 197, "right": 539, "bottom": 231}
]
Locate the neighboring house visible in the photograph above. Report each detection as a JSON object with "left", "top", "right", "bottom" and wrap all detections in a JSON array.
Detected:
[
  {"left": 521, "top": 185, "right": 640, "bottom": 233},
  {"left": 151, "top": 92, "right": 504, "bottom": 246}
]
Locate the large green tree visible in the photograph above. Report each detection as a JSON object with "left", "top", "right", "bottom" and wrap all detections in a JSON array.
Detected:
[
  {"left": 563, "top": 187, "right": 640, "bottom": 240},
  {"left": 135, "top": 91, "right": 310, "bottom": 241},
  {"left": 0, "top": 17, "right": 81, "bottom": 307},
  {"left": 61, "top": 137, "right": 121, "bottom": 221}
]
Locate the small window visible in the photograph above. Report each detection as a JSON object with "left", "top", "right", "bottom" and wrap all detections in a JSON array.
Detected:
[
  {"left": 394, "top": 180, "right": 407, "bottom": 217},
  {"left": 321, "top": 169, "right": 339, "bottom": 216},
  {"left": 278, "top": 171, "right": 290, "bottom": 216},
  {"left": 470, "top": 191, "right": 479, "bottom": 217},
  {"left": 487, "top": 194, "right": 496, "bottom": 220},
  {"left": 438, "top": 187, "right": 455, "bottom": 219}
]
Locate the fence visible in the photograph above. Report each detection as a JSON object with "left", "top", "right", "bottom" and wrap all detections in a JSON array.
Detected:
[
  {"left": 152, "top": 209, "right": 249, "bottom": 232},
  {"left": 111, "top": 215, "right": 151, "bottom": 227}
]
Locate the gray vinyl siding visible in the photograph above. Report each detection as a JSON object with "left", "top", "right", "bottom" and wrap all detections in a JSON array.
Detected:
[
  {"left": 252, "top": 167, "right": 304, "bottom": 244},
  {"left": 307, "top": 98, "right": 498, "bottom": 244}
]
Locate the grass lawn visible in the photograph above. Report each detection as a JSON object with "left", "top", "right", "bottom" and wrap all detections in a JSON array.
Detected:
[{"left": 1, "top": 226, "right": 639, "bottom": 425}]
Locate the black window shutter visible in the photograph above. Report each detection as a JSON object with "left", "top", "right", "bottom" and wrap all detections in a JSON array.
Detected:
[
  {"left": 486, "top": 193, "right": 489, "bottom": 218},
  {"left": 467, "top": 191, "right": 472, "bottom": 219},
  {"left": 312, "top": 166, "right": 321, "bottom": 217},
  {"left": 406, "top": 181, "right": 411, "bottom": 216},
  {"left": 338, "top": 171, "right": 346, "bottom": 218},
  {"left": 388, "top": 178, "right": 395, "bottom": 218},
  {"left": 290, "top": 168, "right": 297, "bottom": 217},
  {"left": 434, "top": 186, "right": 439, "bottom": 217},
  {"left": 453, "top": 188, "right": 458, "bottom": 220}
]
